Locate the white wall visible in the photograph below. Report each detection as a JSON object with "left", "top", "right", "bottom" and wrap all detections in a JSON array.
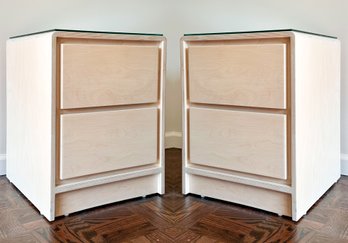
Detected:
[{"left": 1, "top": 0, "right": 347, "bottom": 175}]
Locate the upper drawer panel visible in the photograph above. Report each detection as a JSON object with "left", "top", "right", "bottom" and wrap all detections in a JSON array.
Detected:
[
  {"left": 187, "top": 42, "right": 287, "bottom": 109},
  {"left": 60, "top": 41, "right": 160, "bottom": 109}
]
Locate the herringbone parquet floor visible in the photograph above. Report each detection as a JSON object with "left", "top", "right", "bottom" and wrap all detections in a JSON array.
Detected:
[{"left": 1, "top": 149, "right": 348, "bottom": 242}]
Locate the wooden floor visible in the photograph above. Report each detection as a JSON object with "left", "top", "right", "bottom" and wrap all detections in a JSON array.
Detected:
[{"left": 1, "top": 149, "right": 348, "bottom": 242}]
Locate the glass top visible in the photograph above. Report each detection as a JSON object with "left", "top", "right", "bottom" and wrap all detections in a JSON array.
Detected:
[
  {"left": 10, "top": 29, "right": 163, "bottom": 39},
  {"left": 184, "top": 29, "right": 337, "bottom": 39}
]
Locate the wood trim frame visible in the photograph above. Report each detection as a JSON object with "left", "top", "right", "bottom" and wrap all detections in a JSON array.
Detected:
[
  {"left": 182, "top": 33, "right": 293, "bottom": 191},
  {"left": 54, "top": 31, "right": 166, "bottom": 196}
]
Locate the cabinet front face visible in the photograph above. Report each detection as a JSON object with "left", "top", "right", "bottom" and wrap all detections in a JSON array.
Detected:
[
  {"left": 60, "top": 108, "right": 158, "bottom": 180},
  {"left": 60, "top": 39, "right": 160, "bottom": 109},
  {"left": 187, "top": 39, "right": 287, "bottom": 109},
  {"left": 189, "top": 108, "right": 287, "bottom": 180}
]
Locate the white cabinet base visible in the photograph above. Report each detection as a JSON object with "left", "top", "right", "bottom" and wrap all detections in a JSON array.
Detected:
[
  {"left": 56, "top": 175, "right": 160, "bottom": 217},
  {"left": 188, "top": 174, "right": 292, "bottom": 217}
]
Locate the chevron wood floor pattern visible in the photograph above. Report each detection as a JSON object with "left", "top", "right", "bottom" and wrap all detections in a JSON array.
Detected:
[{"left": 1, "top": 149, "right": 348, "bottom": 242}]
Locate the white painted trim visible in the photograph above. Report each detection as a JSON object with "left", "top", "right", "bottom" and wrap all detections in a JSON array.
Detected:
[
  {"left": 341, "top": 153, "right": 348, "bottom": 176},
  {"left": 165, "top": 131, "right": 182, "bottom": 149},
  {"left": 0, "top": 154, "right": 6, "bottom": 175}
]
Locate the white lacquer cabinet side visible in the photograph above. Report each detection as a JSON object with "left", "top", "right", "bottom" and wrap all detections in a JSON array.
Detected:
[
  {"left": 291, "top": 33, "right": 341, "bottom": 220},
  {"left": 6, "top": 33, "right": 55, "bottom": 220},
  {"left": 181, "top": 38, "right": 190, "bottom": 194},
  {"left": 158, "top": 39, "right": 166, "bottom": 194}
]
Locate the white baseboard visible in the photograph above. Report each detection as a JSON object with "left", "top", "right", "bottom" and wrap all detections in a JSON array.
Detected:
[
  {"left": 0, "top": 154, "right": 6, "bottom": 176},
  {"left": 165, "top": 131, "right": 182, "bottom": 149},
  {"left": 341, "top": 153, "right": 348, "bottom": 176}
]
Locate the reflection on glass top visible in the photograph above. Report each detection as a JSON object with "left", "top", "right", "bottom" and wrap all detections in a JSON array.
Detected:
[
  {"left": 10, "top": 29, "right": 163, "bottom": 39},
  {"left": 184, "top": 29, "right": 337, "bottom": 39}
]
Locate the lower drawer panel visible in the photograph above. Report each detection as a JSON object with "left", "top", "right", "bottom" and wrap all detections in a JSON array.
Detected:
[
  {"left": 60, "top": 108, "right": 158, "bottom": 180},
  {"left": 55, "top": 175, "right": 159, "bottom": 216},
  {"left": 187, "top": 174, "right": 291, "bottom": 216},
  {"left": 189, "top": 107, "right": 287, "bottom": 179}
]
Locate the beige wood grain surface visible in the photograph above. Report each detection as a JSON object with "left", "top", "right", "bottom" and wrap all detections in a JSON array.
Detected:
[
  {"left": 60, "top": 41, "right": 160, "bottom": 109},
  {"left": 188, "top": 42, "right": 286, "bottom": 109},
  {"left": 188, "top": 174, "right": 291, "bottom": 217},
  {"left": 6, "top": 33, "right": 56, "bottom": 220},
  {"left": 189, "top": 107, "right": 287, "bottom": 180},
  {"left": 60, "top": 108, "right": 158, "bottom": 180},
  {"left": 291, "top": 33, "right": 341, "bottom": 220},
  {"left": 56, "top": 175, "right": 159, "bottom": 216}
]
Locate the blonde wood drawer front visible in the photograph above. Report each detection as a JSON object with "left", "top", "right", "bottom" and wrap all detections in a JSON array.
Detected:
[
  {"left": 60, "top": 108, "right": 158, "bottom": 180},
  {"left": 189, "top": 107, "right": 287, "bottom": 179},
  {"left": 60, "top": 42, "right": 160, "bottom": 109},
  {"left": 187, "top": 42, "right": 286, "bottom": 109}
]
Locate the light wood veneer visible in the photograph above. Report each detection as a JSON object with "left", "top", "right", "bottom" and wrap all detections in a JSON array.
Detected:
[
  {"left": 7, "top": 30, "right": 166, "bottom": 221},
  {"left": 61, "top": 41, "right": 160, "bottom": 109},
  {"left": 189, "top": 107, "right": 287, "bottom": 180},
  {"left": 188, "top": 41, "right": 286, "bottom": 109},
  {"left": 60, "top": 108, "right": 158, "bottom": 179},
  {"left": 182, "top": 30, "right": 340, "bottom": 221}
]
